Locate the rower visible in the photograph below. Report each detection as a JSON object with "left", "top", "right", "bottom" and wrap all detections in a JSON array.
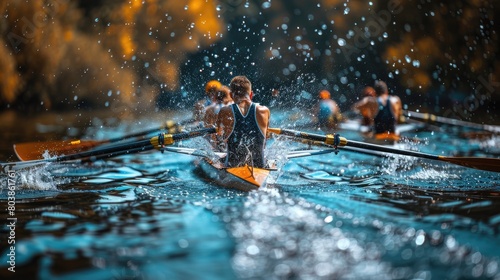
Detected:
[
  {"left": 193, "top": 80, "right": 222, "bottom": 124},
  {"left": 357, "top": 86, "right": 376, "bottom": 126},
  {"left": 315, "top": 89, "right": 342, "bottom": 132},
  {"left": 204, "top": 85, "right": 233, "bottom": 127},
  {"left": 352, "top": 80, "right": 402, "bottom": 138},
  {"left": 215, "top": 75, "right": 270, "bottom": 168},
  {"left": 204, "top": 85, "right": 233, "bottom": 149}
]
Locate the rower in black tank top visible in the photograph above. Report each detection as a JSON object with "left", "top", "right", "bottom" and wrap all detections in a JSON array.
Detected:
[
  {"left": 226, "top": 103, "right": 266, "bottom": 168},
  {"left": 374, "top": 97, "right": 396, "bottom": 134}
]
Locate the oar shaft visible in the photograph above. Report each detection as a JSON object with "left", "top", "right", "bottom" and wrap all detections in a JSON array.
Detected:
[
  {"left": 81, "top": 146, "right": 152, "bottom": 162},
  {"left": 268, "top": 128, "right": 338, "bottom": 144},
  {"left": 405, "top": 110, "right": 500, "bottom": 133},
  {"left": 270, "top": 127, "right": 500, "bottom": 172},
  {"left": 60, "top": 127, "right": 215, "bottom": 162},
  {"left": 77, "top": 127, "right": 214, "bottom": 162},
  {"left": 273, "top": 128, "right": 438, "bottom": 160},
  {"left": 106, "top": 119, "right": 192, "bottom": 143},
  {"left": 344, "top": 139, "right": 438, "bottom": 161},
  {"left": 56, "top": 139, "right": 153, "bottom": 162},
  {"left": 1, "top": 127, "right": 216, "bottom": 173}
]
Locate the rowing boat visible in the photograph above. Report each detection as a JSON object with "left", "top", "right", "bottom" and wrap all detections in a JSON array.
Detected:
[
  {"left": 197, "top": 158, "right": 271, "bottom": 191},
  {"left": 164, "top": 147, "right": 273, "bottom": 191}
]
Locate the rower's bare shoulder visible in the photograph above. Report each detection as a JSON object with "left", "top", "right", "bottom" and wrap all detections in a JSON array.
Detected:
[
  {"left": 391, "top": 95, "right": 402, "bottom": 103},
  {"left": 256, "top": 104, "right": 270, "bottom": 112},
  {"left": 218, "top": 105, "right": 232, "bottom": 115}
]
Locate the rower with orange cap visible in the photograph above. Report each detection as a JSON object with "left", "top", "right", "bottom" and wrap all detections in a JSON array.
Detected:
[
  {"left": 193, "top": 80, "right": 222, "bottom": 124},
  {"left": 204, "top": 85, "right": 233, "bottom": 127},
  {"left": 315, "top": 89, "right": 342, "bottom": 132}
]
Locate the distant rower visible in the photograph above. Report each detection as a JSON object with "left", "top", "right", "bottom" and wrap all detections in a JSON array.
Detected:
[
  {"left": 353, "top": 80, "right": 402, "bottom": 138},
  {"left": 315, "top": 89, "right": 342, "bottom": 132},
  {"left": 193, "top": 80, "right": 222, "bottom": 123}
]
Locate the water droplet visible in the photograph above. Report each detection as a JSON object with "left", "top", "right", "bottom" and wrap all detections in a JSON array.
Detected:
[
  {"left": 246, "top": 244, "right": 259, "bottom": 255},
  {"left": 178, "top": 239, "right": 189, "bottom": 248}
]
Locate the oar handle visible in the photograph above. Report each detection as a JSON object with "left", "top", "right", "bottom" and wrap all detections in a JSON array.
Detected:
[
  {"left": 269, "top": 128, "right": 347, "bottom": 147},
  {"left": 150, "top": 127, "right": 216, "bottom": 150}
]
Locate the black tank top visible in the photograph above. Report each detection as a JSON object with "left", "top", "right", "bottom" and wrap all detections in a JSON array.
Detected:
[
  {"left": 226, "top": 103, "right": 266, "bottom": 168},
  {"left": 374, "top": 97, "right": 396, "bottom": 134}
]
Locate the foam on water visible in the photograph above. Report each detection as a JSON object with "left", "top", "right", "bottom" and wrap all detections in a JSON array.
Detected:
[
  {"left": 0, "top": 163, "right": 71, "bottom": 191},
  {"left": 408, "top": 169, "right": 461, "bottom": 180}
]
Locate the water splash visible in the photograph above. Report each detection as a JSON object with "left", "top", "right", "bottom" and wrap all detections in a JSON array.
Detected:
[{"left": 0, "top": 163, "right": 71, "bottom": 191}]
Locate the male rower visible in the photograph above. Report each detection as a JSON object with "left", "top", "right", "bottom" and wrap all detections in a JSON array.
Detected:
[
  {"left": 356, "top": 86, "right": 377, "bottom": 126},
  {"left": 315, "top": 89, "right": 342, "bottom": 132},
  {"left": 352, "top": 80, "right": 402, "bottom": 136},
  {"left": 204, "top": 85, "right": 233, "bottom": 149},
  {"left": 193, "top": 80, "right": 222, "bottom": 123},
  {"left": 215, "top": 75, "right": 270, "bottom": 168},
  {"left": 204, "top": 85, "right": 233, "bottom": 127}
]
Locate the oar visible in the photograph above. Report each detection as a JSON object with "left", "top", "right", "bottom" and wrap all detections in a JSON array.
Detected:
[
  {"left": 269, "top": 128, "right": 500, "bottom": 173},
  {"left": 1, "top": 127, "right": 215, "bottom": 173},
  {"left": 404, "top": 110, "right": 500, "bottom": 133},
  {"left": 13, "top": 119, "right": 194, "bottom": 161},
  {"left": 295, "top": 139, "right": 389, "bottom": 158}
]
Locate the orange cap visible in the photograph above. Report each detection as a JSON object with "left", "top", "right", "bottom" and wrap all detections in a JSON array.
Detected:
[
  {"left": 319, "top": 90, "right": 331, "bottom": 99},
  {"left": 362, "top": 86, "right": 376, "bottom": 97},
  {"left": 205, "top": 80, "right": 222, "bottom": 94}
]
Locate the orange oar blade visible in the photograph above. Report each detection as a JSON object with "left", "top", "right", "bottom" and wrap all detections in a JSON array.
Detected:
[{"left": 14, "top": 140, "right": 104, "bottom": 161}]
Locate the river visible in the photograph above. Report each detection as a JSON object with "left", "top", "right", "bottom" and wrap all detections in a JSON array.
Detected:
[{"left": 0, "top": 108, "right": 499, "bottom": 279}]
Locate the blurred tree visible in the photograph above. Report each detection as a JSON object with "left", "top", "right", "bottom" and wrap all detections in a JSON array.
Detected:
[
  {"left": 383, "top": 0, "right": 499, "bottom": 120},
  {"left": 1, "top": 0, "right": 136, "bottom": 111},
  {"left": 0, "top": 0, "right": 225, "bottom": 112},
  {"left": 0, "top": 0, "right": 498, "bottom": 123}
]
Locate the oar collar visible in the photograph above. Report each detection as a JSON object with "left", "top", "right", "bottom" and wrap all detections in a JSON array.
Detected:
[
  {"left": 324, "top": 134, "right": 347, "bottom": 154},
  {"left": 150, "top": 133, "right": 174, "bottom": 152}
]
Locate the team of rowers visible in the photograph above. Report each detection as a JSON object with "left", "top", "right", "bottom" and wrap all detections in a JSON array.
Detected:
[{"left": 194, "top": 76, "right": 402, "bottom": 168}]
